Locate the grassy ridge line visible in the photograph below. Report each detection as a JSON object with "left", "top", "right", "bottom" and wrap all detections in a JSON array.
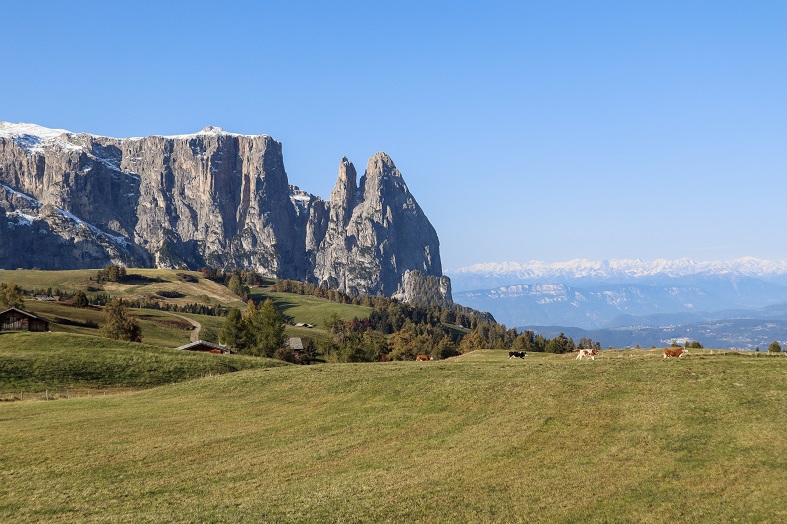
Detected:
[
  {"left": 0, "top": 332, "right": 286, "bottom": 392},
  {"left": 0, "top": 268, "right": 242, "bottom": 305},
  {"left": 2, "top": 350, "right": 786, "bottom": 522}
]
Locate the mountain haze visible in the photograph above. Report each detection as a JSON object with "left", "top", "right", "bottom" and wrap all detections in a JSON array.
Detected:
[{"left": 449, "top": 258, "right": 787, "bottom": 348}]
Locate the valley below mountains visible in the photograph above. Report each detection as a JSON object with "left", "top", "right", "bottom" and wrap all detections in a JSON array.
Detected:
[
  {"left": 448, "top": 258, "right": 787, "bottom": 349},
  {"left": 0, "top": 122, "right": 451, "bottom": 305}
]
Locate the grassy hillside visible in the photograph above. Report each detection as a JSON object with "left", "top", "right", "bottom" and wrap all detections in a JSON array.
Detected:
[
  {"left": 20, "top": 300, "right": 210, "bottom": 348},
  {"left": 0, "top": 331, "right": 285, "bottom": 394},
  {"left": 0, "top": 268, "right": 239, "bottom": 305},
  {"left": 2, "top": 349, "right": 786, "bottom": 522},
  {"left": 250, "top": 287, "right": 373, "bottom": 326},
  {"left": 1, "top": 269, "right": 371, "bottom": 346}
]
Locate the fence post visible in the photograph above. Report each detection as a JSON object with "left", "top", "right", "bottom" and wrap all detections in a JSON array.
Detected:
[{"left": 46, "top": 389, "right": 49, "bottom": 401}]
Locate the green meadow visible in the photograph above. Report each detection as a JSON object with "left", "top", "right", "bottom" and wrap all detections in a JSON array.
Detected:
[
  {"left": 0, "top": 332, "right": 284, "bottom": 395},
  {"left": 249, "top": 287, "right": 373, "bottom": 326},
  {"left": 3, "top": 348, "right": 787, "bottom": 522},
  {"left": 1, "top": 268, "right": 373, "bottom": 347}
]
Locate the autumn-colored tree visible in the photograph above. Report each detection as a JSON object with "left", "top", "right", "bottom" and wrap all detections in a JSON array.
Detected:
[
  {"left": 0, "top": 282, "right": 24, "bottom": 309},
  {"left": 100, "top": 298, "right": 142, "bottom": 342}
]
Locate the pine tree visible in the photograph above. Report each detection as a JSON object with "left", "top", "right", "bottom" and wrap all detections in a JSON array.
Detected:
[
  {"left": 254, "top": 299, "right": 286, "bottom": 357},
  {"left": 220, "top": 307, "right": 245, "bottom": 349},
  {"left": 239, "top": 299, "right": 285, "bottom": 357}
]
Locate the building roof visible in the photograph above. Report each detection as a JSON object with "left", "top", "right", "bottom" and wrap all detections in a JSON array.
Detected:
[
  {"left": 287, "top": 337, "right": 304, "bottom": 350},
  {"left": 0, "top": 307, "right": 52, "bottom": 323},
  {"left": 176, "top": 340, "right": 228, "bottom": 352}
]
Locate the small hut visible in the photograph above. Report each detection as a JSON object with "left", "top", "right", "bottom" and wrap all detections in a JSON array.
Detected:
[{"left": 0, "top": 308, "right": 52, "bottom": 332}]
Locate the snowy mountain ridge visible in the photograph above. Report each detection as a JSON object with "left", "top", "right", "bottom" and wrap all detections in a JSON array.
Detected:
[{"left": 448, "top": 257, "right": 787, "bottom": 289}]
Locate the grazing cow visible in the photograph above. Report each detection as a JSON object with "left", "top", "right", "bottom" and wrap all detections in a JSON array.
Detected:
[
  {"left": 509, "top": 351, "right": 527, "bottom": 359},
  {"left": 663, "top": 347, "right": 688, "bottom": 359},
  {"left": 416, "top": 355, "right": 433, "bottom": 361},
  {"left": 576, "top": 349, "right": 598, "bottom": 361}
]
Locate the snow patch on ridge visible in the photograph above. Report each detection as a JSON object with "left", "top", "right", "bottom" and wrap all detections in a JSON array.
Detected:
[{"left": 0, "top": 122, "right": 84, "bottom": 154}]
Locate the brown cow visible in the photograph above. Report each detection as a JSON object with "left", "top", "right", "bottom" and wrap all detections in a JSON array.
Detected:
[
  {"left": 663, "top": 347, "right": 688, "bottom": 359},
  {"left": 416, "top": 355, "right": 433, "bottom": 361},
  {"left": 576, "top": 349, "right": 598, "bottom": 361}
]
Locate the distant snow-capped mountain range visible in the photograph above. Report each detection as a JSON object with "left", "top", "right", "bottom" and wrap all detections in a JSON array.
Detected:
[
  {"left": 447, "top": 257, "right": 787, "bottom": 291},
  {"left": 446, "top": 258, "right": 787, "bottom": 348}
]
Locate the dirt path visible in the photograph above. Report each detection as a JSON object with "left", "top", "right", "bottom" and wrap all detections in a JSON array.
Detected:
[{"left": 165, "top": 312, "right": 202, "bottom": 342}]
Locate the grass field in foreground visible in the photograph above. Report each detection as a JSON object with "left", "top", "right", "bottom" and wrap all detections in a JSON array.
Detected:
[
  {"left": 0, "top": 332, "right": 286, "bottom": 394},
  {"left": 2, "top": 349, "right": 787, "bottom": 522}
]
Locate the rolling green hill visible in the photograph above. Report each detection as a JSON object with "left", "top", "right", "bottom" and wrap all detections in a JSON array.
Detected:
[
  {"left": 1, "top": 269, "right": 373, "bottom": 348},
  {"left": 249, "top": 287, "right": 373, "bottom": 326},
  {"left": 0, "top": 331, "right": 286, "bottom": 394},
  {"left": 2, "top": 349, "right": 786, "bottom": 522}
]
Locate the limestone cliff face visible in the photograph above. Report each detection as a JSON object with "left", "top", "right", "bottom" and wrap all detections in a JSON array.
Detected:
[
  {"left": 0, "top": 122, "right": 451, "bottom": 304},
  {"left": 313, "top": 153, "right": 443, "bottom": 297}
]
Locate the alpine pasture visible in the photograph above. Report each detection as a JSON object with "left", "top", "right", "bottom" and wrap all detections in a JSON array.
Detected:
[{"left": 3, "top": 348, "right": 787, "bottom": 522}]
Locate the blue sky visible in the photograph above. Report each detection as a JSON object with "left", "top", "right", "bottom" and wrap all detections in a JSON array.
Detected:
[{"left": 2, "top": 1, "right": 785, "bottom": 269}]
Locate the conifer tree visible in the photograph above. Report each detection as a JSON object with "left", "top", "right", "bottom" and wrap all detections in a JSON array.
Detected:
[{"left": 220, "top": 307, "right": 245, "bottom": 349}]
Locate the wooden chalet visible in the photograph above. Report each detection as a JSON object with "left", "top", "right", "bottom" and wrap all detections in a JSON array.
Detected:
[{"left": 0, "top": 308, "right": 52, "bottom": 332}]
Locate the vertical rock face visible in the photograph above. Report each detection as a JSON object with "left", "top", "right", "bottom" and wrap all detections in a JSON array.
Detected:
[
  {"left": 0, "top": 122, "right": 452, "bottom": 304},
  {"left": 313, "top": 153, "right": 443, "bottom": 297}
]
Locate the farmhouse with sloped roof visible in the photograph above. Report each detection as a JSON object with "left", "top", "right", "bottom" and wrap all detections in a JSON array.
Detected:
[{"left": 0, "top": 308, "right": 52, "bottom": 332}]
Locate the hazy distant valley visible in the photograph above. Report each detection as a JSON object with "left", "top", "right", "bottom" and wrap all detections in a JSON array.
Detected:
[{"left": 448, "top": 258, "right": 787, "bottom": 349}]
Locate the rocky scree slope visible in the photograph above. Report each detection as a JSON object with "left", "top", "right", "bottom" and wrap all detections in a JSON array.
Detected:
[{"left": 0, "top": 122, "right": 450, "bottom": 304}]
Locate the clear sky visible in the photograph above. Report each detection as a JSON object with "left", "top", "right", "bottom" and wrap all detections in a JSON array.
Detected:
[{"left": 2, "top": 1, "right": 785, "bottom": 270}]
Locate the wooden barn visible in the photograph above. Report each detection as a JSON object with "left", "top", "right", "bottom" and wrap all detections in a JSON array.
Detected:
[
  {"left": 176, "top": 340, "right": 231, "bottom": 354},
  {"left": 0, "top": 308, "right": 52, "bottom": 332}
]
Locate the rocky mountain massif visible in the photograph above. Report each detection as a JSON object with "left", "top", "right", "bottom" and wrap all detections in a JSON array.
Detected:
[{"left": 0, "top": 122, "right": 451, "bottom": 305}]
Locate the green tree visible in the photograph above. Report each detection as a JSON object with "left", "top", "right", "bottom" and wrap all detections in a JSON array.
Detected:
[
  {"left": 74, "top": 291, "right": 89, "bottom": 308},
  {"left": 0, "top": 282, "right": 24, "bottom": 309},
  {"left": 220, "top": 307, "right": 245, "bottom": 349},
  {"left": 458, "top": 331, "right": 485, "bottom": 353},
  {"left": 100, "top": 298, "right": 142, "bottom": 342},
  {"left": 545, "top": 333, "right": 575, "bottom": 354},
  {"left": 96, "top": 264, "right": 127, "bottom": 283},
  {"left": 323, "top": 312, "right": 346, "bottom": 343},
  {"left": 768, "top": 341, "right": 782, "bottom": 354},
  {"left": 244, "top": 299, "right": 286, "bottom": 357},
  {"left": 437, "top": 334, "right": 459, "bottom": 359},
  {"left": 228, "top": 274, "right": 248, "bottom": 300}
]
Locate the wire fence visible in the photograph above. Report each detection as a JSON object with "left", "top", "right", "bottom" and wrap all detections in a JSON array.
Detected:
[{"left": 0, "top": 387, "right": 135, "bottom": 402}]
